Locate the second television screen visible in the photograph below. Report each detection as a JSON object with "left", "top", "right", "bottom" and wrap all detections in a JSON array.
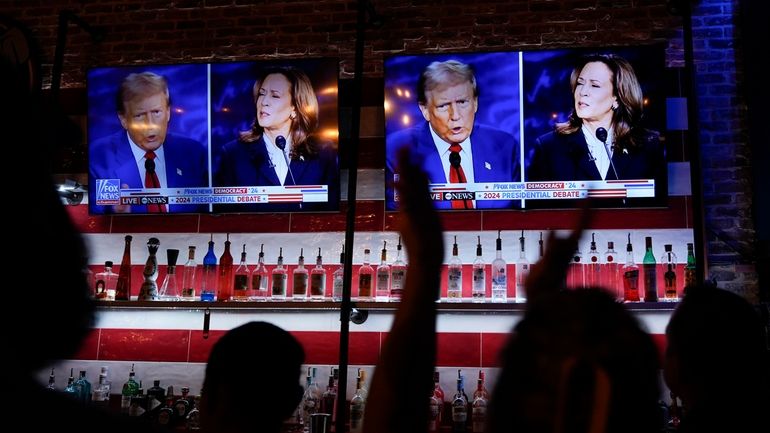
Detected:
[{"left": 384, "top": 45, "right": 667, "bottom": 211}]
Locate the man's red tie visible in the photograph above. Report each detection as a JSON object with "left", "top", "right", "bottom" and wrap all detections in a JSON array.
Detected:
[
  {"left": 144, "top": 151, "right": 167, "bottom": 213},
  {"left": 448, "top": 144, "right": 473, "bottom": 209}
]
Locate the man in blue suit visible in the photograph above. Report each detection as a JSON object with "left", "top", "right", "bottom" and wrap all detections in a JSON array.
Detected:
[
  {"left": 89, "top": 72, "right": 209, "bottom": 214},
  {"left": 386, "top": 60, "right": 519, "bottom": 210}
]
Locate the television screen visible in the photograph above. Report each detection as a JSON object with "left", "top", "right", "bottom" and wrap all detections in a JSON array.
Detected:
[
  {"left": 87, "top": 58, "right": 340, "bottom": 215},
  {"left": 384, "top": 45, "right": 667, "bottom": 210}
]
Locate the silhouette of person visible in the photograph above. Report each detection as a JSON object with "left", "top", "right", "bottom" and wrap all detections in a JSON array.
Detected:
[
  {"left": 485, "top": 208, "right": 663, "bottom": 433},
  {"left": 3, "top": 51, "right": 155, "bottom": 432},
  {"left": 365, "top": 147, "right": 445, "bottom": 433},
  {"left": 664, "top": 285, "right": 769, "bottom": 433},
  {"left": 199, "top": 321, "right": 305, "bottom": 433}
]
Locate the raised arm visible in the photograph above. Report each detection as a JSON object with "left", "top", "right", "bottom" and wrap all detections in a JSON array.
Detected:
[{"left": 364, "top": 147, "right": 445, "bottom": 433}]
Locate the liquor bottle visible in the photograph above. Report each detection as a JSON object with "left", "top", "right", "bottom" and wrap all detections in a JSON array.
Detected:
[
  {"left": 174, "top": 387, "right": 192, "bottom": 420},
  {"left": 301, "top": 367, "right": 320, "bottom": 431},
  {"left": 201, "top": 235, "right": 217, "bottom": 302},
  {"left": 217, "top": 233, "right": 234, "bottom": 301},
  {"left": 115, "top": 235, "right": 133, "bottom": 300},
  {"left": 181, "top": 246, "right": 197, "bottom": 301},
  {"left": 569, "top": 246, "right": 585, "bottom": 289},
  {"left": 684, "top": 242, "right": 696, "bottom": 294},
  {"left": 491, "top": 230, "right": 507, "bottom": 303},
  {"left": 376, "top": 241, "right": 391, "bottom": 301},
  {"left": 662, "top": 244, "right": 679, "bottom": 301},
  {"left": 64, "top": 368, "right": 77, "bottom": 397},
  {"left": 586, "top": 233, "right": 601, "bottom": 287},
  {"left": 642, "top": 236, "right": 658, "bottom": 302},
  {"left": 471, "top": 377, "right": 488, "bottom": 433},
  {"left": 538, "top": 231, "right": 545, "bottom": 260},
  {"left": 622, "top": 234, "right": 641, "bottom": 302},
  {"left": 186, "top": 398, "right": 201, "bottom": 431},
  {"left": 146, "top": 379, "right": 166, "bottom": 417},
  {"left": 473, "top": 370, "right": 490, "bottom": 400},
  {"left": 603, "top": 241, "right": 620, "bottom": 300},
  {"left": 471, "top": 236, "right": 486, "bottom": 303},
  {"left": 358, "top": 248, "right": 374, "bottom": 300},
  {"left": 293, "top": 248, "right": 309, "bottom": 300},
  {"left": 121, "top": 364, "right": 140, "bottom": 413},
  {"left": 350, "top": 373, "right": 366, "bottom": 433},
  {"left": 332, "top": 245, "right": 345, "bottom": 301},
  {"left": 310, "top": 248, "right": 326, "bottom": 300},
  {"left": 251, "top": 244, "right": 269, "bottom": 301},
  {"left": 46, "top": 368, "right": 56, "bottom": 391},
  {"left": 74, "top": 370, "right": 92, "bottom": 404},
  {"left": 451, "top": 370, "right": 468, "bottom": 433},
  {"left": 429, "top": 386, "right": 442, "bottom": 433},
  {"left": 432, "top": 371, "right": 445, "bottom": 429},
  {"left": 390, "top": 236, "right": 406, "bottom": 300},
  {"left": 94, "top": 261, "right": 117, "bottom": 301},
  {"left": 233, "top": 244, "right": 251, "bottom": 301},
  {"left": 321, "top": 367, "right": 338, "bottom": 418},
  {"left": 447, "top": 236, "right": 463, "bottom": 302},
  {"left": 159, "top": 248, "right": 180, "bottom": 300},
  {"left": 515, "top": 230, "right": 530, "bottom": 302},
  {"left": 271, "top": 248, "right": 288, "bottom": 300},
  {"left": 139, "top": 237, "right": 161, "bottom": 301},
  {"left": 92, "top": 366, "right": 111, "bottom": 409}
]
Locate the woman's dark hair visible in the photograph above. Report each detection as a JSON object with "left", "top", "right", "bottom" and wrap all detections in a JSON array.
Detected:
[{"left": 556, "top": 53, "right": 646, "bottom": 150}]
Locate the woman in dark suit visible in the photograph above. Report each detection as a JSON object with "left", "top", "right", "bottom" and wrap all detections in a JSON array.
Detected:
[
  {"left": 527, "top": 54, "right": 664, "bottom": 189},
  {"left": 214, "top": 66, "right": 339, "bottom": 212}
]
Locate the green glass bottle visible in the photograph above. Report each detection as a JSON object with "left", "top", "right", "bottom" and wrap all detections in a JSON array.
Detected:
[
  {"left": 684, "top": 242, "right": 696, "bottom": 294},
  {"left": 642, "top": 236, "right": 658, "bottom": 302}
]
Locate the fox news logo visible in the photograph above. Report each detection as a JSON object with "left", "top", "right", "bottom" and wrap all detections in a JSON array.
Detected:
[{"left": 95, "top": 179, "right": 121, "bottom": 205}]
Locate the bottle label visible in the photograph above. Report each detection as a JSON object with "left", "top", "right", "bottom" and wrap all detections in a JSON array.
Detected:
[
  {"left": 333, "top": 274, "right": 344, "bottom": 299},
  {"left": 391, "top": 269, "right": 405, "bottom": 289},
  {"left": 472, "top": 268, "right": 485, "bottom": 290},
  {"left": 452, "top": 404, "right": 467, "bottom": 422},
  {"left": 448, "top": 268, "right": 462, "bottom": 290},
  {"left": 252, "top": 274, "right": 263, "bottom": 291},
  {"left": 358, "top": 274, "right": 372, "bottom": 297},
  {"left": 272, "top": 273, "right": 287, "bottom": 296},
  {"left": 376, "top": 271, "right": 390, "bottom": 292},
  {"left": 310, "top": 274, "right": 326, "bottom": 296},
  {"left": 234, "top": 274, "right": 249, "bottom": 291},
  {"left": 643, "top": 264, "right": 657, "bottom": 301}
]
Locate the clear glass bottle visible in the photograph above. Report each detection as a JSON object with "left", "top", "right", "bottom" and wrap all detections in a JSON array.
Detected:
[
  {"left": 301, "top": 367, "right": 321, "bottom": 431},
  {"left": 332, "top": 245, "right": 345, "bottom": 302},
  {"left": 251, "top": 244, "right": 268, "bottom": 301},
  {"left": 390, "top": 237, "right": 406, "bottom": 300},
  {"left": 293, "top": 248, "right": 309, "bottom": 300},
  {"left": 376, "top": 241, "right": 390, "bottom": 301},
  {"left": 217, "top": 233, "right": 234, "bottom": 302},
  {"left": 310, "top": 248, "right": 326, "bottom": 300},
  {"left": 603, "top": 241, "right": 620, "bottom": 300},
  {"left": 471, "top": 377, "right": 488, "bottom": 433},
  {"left": 662, "top": 244, "right": 678, "bottom": 301},
  {"left": 451, "top": 370, "right": 468, "bottom": 433},
  {"left": 429, "top": 386, "right": 442, "bottom": 433},
  {"left": 64, "top": 368, "right": 77, "bottom": 397},
  {"left": 642, "top": 236, "right": 658, "bottom": 302},
  {"left": 232, "top": 244, "right": 251, "bottom": 301},
  {"left": 471, "top": 236, "right": 486, "bottom": 303},
  {"left": 46, "top": 368, "right": 56, "bottom": 391},
  {"left": 447, "top": 236, "right": 463, "bottom": 302},
  {"left": 433, "top": 371, "right": 445, "bottom": 428},
  {"left": 358, "top": 248, "right": 374, "bottom": 300},
  {"left": 159, "top": 248, "right": 180, "bottom": 300},
  {"left": 491, "top": 230, "right": 507, "bottom": 303},
  {"left": 180, "top": 246, "right": 197, "bottom": 301},
  {"left": 684, "top": 242, "right": 696, "bottom": 294},
  {"left": 515, "top": 230, "right": 530, "bottom": 302},
  {"left": 200, "top": 235, "right": 217, "bottom": 302},
  {"left": 271, "top": 247, "right": 288, "bottom": 300},
  {"left": 94, "top": 260, "right": 117, "bottom": 301},
  {"left": 622, "top": 234, "right": 641, "bottom": 302},
  {"left": 586, "top": 233, "right": 601, "bottom": 287},
  {"left": 115, "top": 235, "right": 133, "bottom": 301},
  {"left": 321, "top": 367, "right": 338, "bottom": 418},
  {"left": 92, "top": 366, "right": 111, "bottom": 409},
  {"left": 350, "top": 374, "right": 366, "bottom": 433}
]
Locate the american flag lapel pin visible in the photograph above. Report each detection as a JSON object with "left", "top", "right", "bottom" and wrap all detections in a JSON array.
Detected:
[
  {"left": 484, "top": 161, "right": 492, "bottom": 170},
  {"left": 177, "top": 168, "right": 183, "bottom": 176}
]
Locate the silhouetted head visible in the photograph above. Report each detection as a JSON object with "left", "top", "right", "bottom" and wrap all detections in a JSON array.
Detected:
[
  {"left": 201, "top": 321, "right": 305, "bottom": 433},
  {"left": 487, "top": 288, "right": 661, "bottom": 433},
  {"left": 665, "top": 285, "right": 768, "bottom": 431}
]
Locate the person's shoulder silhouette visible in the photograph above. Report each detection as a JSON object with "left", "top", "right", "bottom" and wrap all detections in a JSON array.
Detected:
[
  {"left": 665, "top": 285, "right": 769, "bottom": 433},
  {"left": 200, "top": 321, "right": 305, "bottom": 433}
]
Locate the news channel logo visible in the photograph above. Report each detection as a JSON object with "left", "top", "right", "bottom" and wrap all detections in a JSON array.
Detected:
[{"left": 95, "top": 179, "right": 121, "bottom": 205}]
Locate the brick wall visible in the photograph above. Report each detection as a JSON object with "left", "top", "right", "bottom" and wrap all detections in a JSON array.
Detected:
[{"left": 3, "top": 0, "right": 759, "bottom": 300}]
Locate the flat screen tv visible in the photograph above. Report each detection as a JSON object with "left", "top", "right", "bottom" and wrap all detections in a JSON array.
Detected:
[
  {"left": 384, "top": 45, "right": 668, "bottom": 210},
  {"left": 87, "top": 58, "right": 340, "bottom": 215}
]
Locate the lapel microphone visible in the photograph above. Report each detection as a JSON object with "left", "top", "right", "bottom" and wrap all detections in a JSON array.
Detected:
[{"left": 596, "top": 127, "right": 620, "bottom": 180}]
